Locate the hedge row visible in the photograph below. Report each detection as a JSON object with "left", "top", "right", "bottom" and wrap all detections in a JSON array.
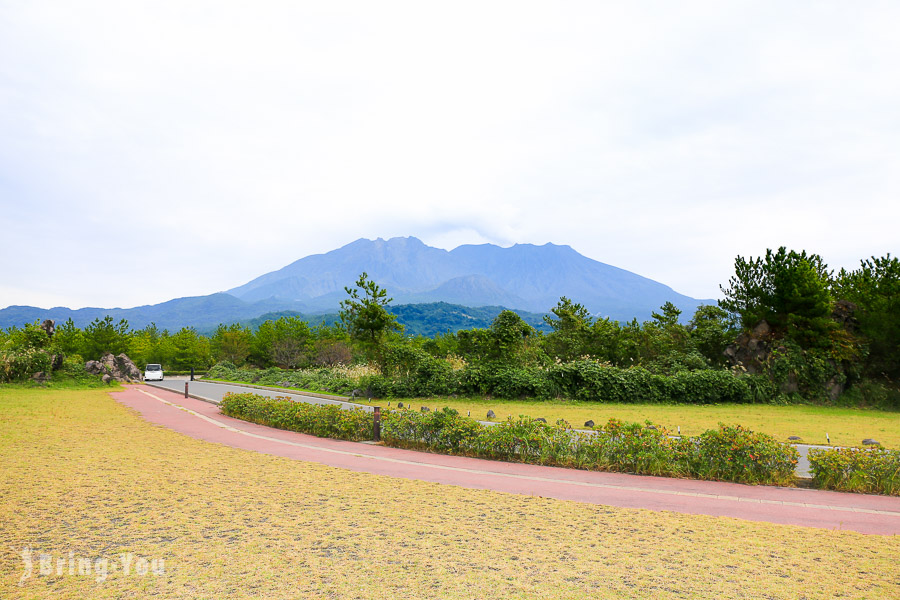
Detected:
[
  {"left": 220, "top": 392, "right": 798, "bottom": 486},
  {"left": 220, "top": 392, "right": 373, "bottom": 441},
  {"left": 209, "top": 360, "right": 778, "bottom": 405},
  {"left": 808, "top": 447, "right": 900, "bottom": 496}
]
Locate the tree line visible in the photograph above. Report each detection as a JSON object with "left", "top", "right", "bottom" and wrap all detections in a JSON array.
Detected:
[{"left": 2, "top": 249, "right": 897, "bottom": 404}]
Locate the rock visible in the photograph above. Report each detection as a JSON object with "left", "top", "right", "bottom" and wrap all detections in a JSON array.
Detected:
[
  {"left": 350, "top": 389, "right": 362, "bottom": 398},
  {"left": 788, "top": 436, "right": 802, "bottom": 441},
  {"left": 534, "top": 417, "right": 547, "bottom": 423},
  {"left": 751, "top": 320, "right": 771, "bottom": 337},
  {"left": 646, "top": 425, "right": 657, "bottom": 431},
  {"left": 84, "top": 360, "right": 103, "bottom": 375},
  {"left": 723, "top": 320, "right": 775, "bottom": 375},
  {"left": 486, "top": 410, "right": 496, "bottom": 419},
  {"left": 397, "top": 402, "right": 404, "bottom": 408},
  {"left": 85, "top": 353, "right": 142, "bottom": 383},
  {"left": 584, "top": 420, "right": 595, "bottom": 428},
  {"left": 825, "top": 376, "right": 844, "bottom": 402},
  {"left": 50, "top": 354, "right": 64, "bottom": 371},
  {"left": 862, "top": 439, "right": 881, "bottom": 446},
  {"left": 40, "top": 319, "right": 55, "bottom": 338},
  {"left": 421, "top": 406, "right": 430, "bottom": 413},
  {"left": 32, "top": 371, "right": 50, "bottom": 383}
]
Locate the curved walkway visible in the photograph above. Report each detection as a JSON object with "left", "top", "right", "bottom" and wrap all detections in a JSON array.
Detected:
[{"left": 111, "top": 385, "right": 900, "bottom": 535}]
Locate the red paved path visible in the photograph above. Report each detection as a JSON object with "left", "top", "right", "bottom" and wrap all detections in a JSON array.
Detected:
[{"left": 111, "top": 386, "right": 900, "bottom": 535}]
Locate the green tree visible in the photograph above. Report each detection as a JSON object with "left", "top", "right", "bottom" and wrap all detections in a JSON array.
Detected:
[
  {"left": 834, "top": 254, "right": 900, "bottom": 378},
  {"left": 543, "top": 297, "right": 593, "bottom": 361},
  {"left": 269, "top": 316, "right": 313, "bottom": 368},
  {"left": 688, "top": 305, "right": 736, "bottom": 367},
  {"left": 339, "top": 272, "right": 402, "bottom": 368},
  {"left": 128, "top": 323, "right": 164, "bottom": 368},
  {"left": 82, "top": 316, "right": 131, "bottom": 359},
  {"left": 458, "top": 310, "right": 538, "bottom": 366},
  {"left": 719, "top": 247, "right": 834, "bottom": 347},
  {"left": 168, "top": 327, "right": 210, "bottom": 370},
  {"left": 55, "top": 319, "right": 85, "bottom": 357},
  {"left": 211, "top": 323, "right": 253, "bottom": 366}
]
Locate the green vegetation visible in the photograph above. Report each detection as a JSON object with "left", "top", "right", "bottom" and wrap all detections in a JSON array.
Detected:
[
  {"left": 358, "top": 396, "right": 900, "bottom": 449},
  {"left": 220, "top": 392, "right": 799, "bottom": 486},
  {"left": 2, "top": 248, "right": 898, "bottom": 414},
  {"left": 808, "top": 446, "right": 900, "bottom": 495}
]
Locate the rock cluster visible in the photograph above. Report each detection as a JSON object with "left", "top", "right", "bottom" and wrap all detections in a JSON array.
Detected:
[
  {"left": 85, "top": 353, "right": 142, "bottom": 383},
  {"left": 723, "top": 320, "right": 774, "bottom": 375}
]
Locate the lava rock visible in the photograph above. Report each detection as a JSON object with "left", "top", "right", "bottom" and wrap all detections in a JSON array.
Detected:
[
  {"left": 862, "top": 439, "right": 881, "bottom": 446},
  {"left": 486, "top": 410, "right": 496, "bottom": 419},
  {"left": 584, "top": 420, "right": 595, "bottom": 428}
]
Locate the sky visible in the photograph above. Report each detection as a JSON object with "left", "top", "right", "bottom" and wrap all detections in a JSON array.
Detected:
[{"left": 1, "top": 1, "right": 898, "bottom": 310}]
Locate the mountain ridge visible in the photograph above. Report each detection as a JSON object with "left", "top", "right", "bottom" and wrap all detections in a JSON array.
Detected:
[{"left": 0, "top": 236, "right": 714, "bottom": 331}]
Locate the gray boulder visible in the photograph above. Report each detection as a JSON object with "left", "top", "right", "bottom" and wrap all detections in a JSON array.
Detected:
[{"left": 85, "top": 353, "right": 142, "bottom": 383}]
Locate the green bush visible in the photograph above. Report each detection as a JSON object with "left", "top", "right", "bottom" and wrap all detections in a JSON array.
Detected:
[
  {"left": 382, "top": 408, "right": 796, "bottom": 485},
  {"left": 0, "top": 347, "right": 52, "bottom": 382},
  {"left": 220, "top": 392, "right": 373, "bottom": 441},
  {"left": 808, "top": 446, "right": 900, "bottom": 495},
  {"left": 691, "top": 424, "right": 798, "bottom": 485}
]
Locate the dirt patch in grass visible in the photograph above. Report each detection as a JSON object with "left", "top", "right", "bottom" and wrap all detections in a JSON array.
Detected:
[
  {"left": 1, "top": 387, "right": 898, "bottom": 599},
  {"left": 362, "top": 397, "right": 900, "bottom": 449}
]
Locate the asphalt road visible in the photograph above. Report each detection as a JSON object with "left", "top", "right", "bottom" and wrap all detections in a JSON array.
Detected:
[{"left": 150, "top": 378, "right": 824, "bottom": 477}]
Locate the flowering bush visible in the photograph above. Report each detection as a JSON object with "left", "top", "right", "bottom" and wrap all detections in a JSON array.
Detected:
[
  {"left": 808, "top": 446, "right": 900, "bottom": 495},
  {"left": 220, "top": 392, "right": 373, "bottom": 441},
  {"left": 223, "top": 390, "right": 800, "bottom": 486}
]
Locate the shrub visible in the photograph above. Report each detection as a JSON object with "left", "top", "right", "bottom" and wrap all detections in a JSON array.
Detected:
[
  {"left": 0, "top": 347, "right": 52, "bottom": 382},
  {"left": 221, "top": 393, "right": 800, "bottom": 486},
  {"left": 691, "top": 424, "right": 798, "bottom": 486},
  {"left": 220, "top": 392, "right": 373, "bottom": 441},
  {"left": 808, "top": 446, "right": 900, "bottom": 495}
]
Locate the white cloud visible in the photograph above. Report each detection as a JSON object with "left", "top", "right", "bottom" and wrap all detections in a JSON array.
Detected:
[{"left": 1, "top": 1, "right": 898, "bottom": 309}]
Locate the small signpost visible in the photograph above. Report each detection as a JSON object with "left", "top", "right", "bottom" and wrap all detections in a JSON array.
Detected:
[{"left": 373, "top": 406, "right": 381, "bottom": 442}]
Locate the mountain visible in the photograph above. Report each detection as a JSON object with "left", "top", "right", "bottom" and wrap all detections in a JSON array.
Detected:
[
  {"left": 227, "top": 236, "right": 711, "bottom": 321},
  {"left": 0, "top": 294, "right": 304, "bottom": 332},
  {"left": 0, "top": 236, "right": 713, "bottom": 331}
]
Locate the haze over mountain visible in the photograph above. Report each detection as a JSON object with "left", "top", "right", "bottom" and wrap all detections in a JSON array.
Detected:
[
  {"left": 227, "top": 236, "right": 710, "bottom": 320},
  {"left": 0, "top": 237, "right": 712, "bottom": 331}
]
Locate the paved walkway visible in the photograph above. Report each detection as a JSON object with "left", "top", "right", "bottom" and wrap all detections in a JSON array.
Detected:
[
  {"left": 112, "top": 385, "right": 900, "bottom": 535},
  {"left": 152, "top": 378, "right": 825, "bottom": 477}
]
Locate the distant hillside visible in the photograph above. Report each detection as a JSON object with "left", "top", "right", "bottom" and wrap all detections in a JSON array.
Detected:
[
  {"left": 228, "top": 236, "right": 711, "bottom": 321},
  {"left": 0, "top": 298, "right": 547, "bottom": 338},
  {"left": 0, "top": 294, "right": 304, "bottom": 332},
  {"left": 220, "top": 303, "right": 549, "bottom": 338},
  {"left": 1, "top": 236, "right": 713, "bottom": 332}
]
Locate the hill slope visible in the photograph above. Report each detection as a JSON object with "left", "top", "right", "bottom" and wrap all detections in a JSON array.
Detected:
[{"left": 228, "top": 236, "right": 709, "bottom": 321}]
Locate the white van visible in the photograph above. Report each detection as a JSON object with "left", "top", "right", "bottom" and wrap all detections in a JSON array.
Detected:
[{"left": 144, "top": 364, "right": 164, "bottom": 381}]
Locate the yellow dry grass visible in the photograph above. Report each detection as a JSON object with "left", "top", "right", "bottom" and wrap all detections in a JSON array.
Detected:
[
  {"left": 364, "top": 397, "right": 900, "bottom": 448},
  {"left": 1, "top": 387, "right": 898, "bottom": 599}
]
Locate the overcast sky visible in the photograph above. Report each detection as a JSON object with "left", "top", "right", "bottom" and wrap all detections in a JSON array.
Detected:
[{"left": 1, "top": 1, "right": 898, "bottom": 310}]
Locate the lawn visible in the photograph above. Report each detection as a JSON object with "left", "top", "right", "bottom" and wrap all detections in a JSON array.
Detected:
[
  {"left": 357, "top": 396, "right": 900, "bottom": 449},
  {"left": 1, "top": 387, "right": 898, "bottom": 599}
]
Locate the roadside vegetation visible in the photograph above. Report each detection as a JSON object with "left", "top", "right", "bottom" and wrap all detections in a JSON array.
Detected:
[
  {"left": 3, "top": 388, "right": 899, "bottom": 599},
  {"left": 221, "top": 392, "right": 800, "bottom": 487},
  {"left": 3, "top": 250, "right": 897, "bottom": 426}
]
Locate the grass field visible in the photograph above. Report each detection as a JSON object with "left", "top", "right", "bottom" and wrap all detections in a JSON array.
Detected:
[
  {"left": 356, "top": 396, "right": 900, "bottom": 449},
  {"left": 2, "top": 387, "right": 898, "bottom": 599}
]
